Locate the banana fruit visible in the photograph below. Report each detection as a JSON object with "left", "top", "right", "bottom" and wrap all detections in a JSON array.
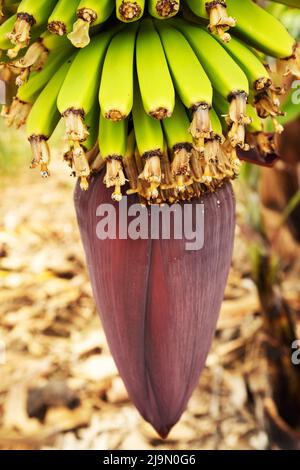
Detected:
[
  {"left": 136, "top": 18, "right": 175, "bottom": 120},
  {"left": 156, "top": 21, "right": 213, "bottom": 150},
  {"left": 26, "top": 58, "right": 74, "bottom": 177},
  {"left": 99, "top": 24, "right": 137, "bottom": 121},
  {"left": 58, "top": 28, "right": 120, "bottom": 146}
]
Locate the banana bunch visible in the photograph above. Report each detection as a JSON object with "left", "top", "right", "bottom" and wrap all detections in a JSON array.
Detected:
[{"left": 0, "top": 0, "right": 299, "bottom": 204}]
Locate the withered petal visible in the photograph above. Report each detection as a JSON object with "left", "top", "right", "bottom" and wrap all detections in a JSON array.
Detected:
[{"left": 74, "top": 174, "right": 236, "bottom": 437}]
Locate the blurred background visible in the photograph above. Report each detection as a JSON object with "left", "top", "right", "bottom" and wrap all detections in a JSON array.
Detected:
[{"left": 0, "top": 3, "right": 300, "bottom": 452}]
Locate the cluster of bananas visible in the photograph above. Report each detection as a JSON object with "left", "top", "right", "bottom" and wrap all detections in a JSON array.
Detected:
[{"left": 0, "top": 0, "right": 299, "bottom": 204}]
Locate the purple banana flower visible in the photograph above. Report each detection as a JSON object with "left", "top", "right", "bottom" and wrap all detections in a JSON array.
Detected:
[{"left": 74, "top": 173, "right": 236, "bottom": 437}]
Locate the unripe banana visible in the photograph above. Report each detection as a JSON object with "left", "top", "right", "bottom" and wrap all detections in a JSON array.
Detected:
[
  {"left": 99, "top": 114, "right": 128, "bottom": 201},
  {"left": 99, "top": 24, "right": 137, "bottom": 121},
  {"left": 172, "top": 19, "right": 250, "bottom": 149},
  {"left": 7, "top": 0, "right": 58, "bottom": 51},
  {"left": 58, "top": 27, "right": 120, "bottom": 145},
  {"left": 148, "top": 0, "right": 180, "bottom": 19},
  {"left": 132, "top": 82, "right": 164, "bottom": 200},
  {"left": 218, "top": 35, "right": 284, "bottom": 131},
  {"left": 26, "top": 58, "right": 74, "bottom": 177},
  {"left": 3, "top": 47, "right": 72, "bottom": 128},
  {"left": 136, "top": 18, "right": 174, "bottom": 120},
  {"left": 226, "top": 0, "right": 296, "bottom": 59},
  {"left": 155, "top": 21, "right": 213, "bottom": 150},
  {"left": 185, "top": 0, "right": 236, "bottom": 41},
  {"left": 116, "top": 0, "right": 145, "bottom": 23},
  {"left": 48, "top": 0, "right": 81, "bottom": 36},
  {"left": 68, "top": 0, "right": 114, "bottom": 48}
]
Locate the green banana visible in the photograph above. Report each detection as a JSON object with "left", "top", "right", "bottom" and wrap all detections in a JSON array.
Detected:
[
  {"left": 185, "top": 0, "right": 236, "bottom": 41},
  {"left": 26, "top": 59, "right": 74, "bottom": 177},
  {"left": 136, "top": 18, "right": 174, "bottom": 120},
  {"left": 7, "top": 0, "right": 58, "bottom": 49},
  {"left": 99, "top": 113, "right": 128, "bottom": 201},
  {"left": 67, "top": 0, "right": 114, "bottom": 48},
  {"left": 116, "top": 0, "right": 145, "bottom": 23},
  {"left": 172, "top": 19, "right": 250, "bottom": 148},
  {"left": 48, "top": 0, "right": 81, "bottom": 36},
  {"left": 3, "top": 47, "right": 73, "bottom": 128},
  {"left": 155, "top": 21, "right": 213, "bottom": 150},
  {"left": 162, "top": 97, "right": 194, "bottom": 190},
  {"left": 132, "top": 81, "right": 164, "bottom": 200},
  {"left": 226, "top": 0, "right": 296, "bottom": 58},
  {"left": 99, "top": 24, "right": 137, "bottom": 121},
  {"left": 217, "top": 35, "right": 284, "bottom": 130},
  {"left": 148, "top": 0, "right": 180, "bottom": 19},
  {"left": 58, "top": 27, "right": 120, "bottom": 145},
  {"left": 217, "top": 35, "right": 271, "bottom": 94}
]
